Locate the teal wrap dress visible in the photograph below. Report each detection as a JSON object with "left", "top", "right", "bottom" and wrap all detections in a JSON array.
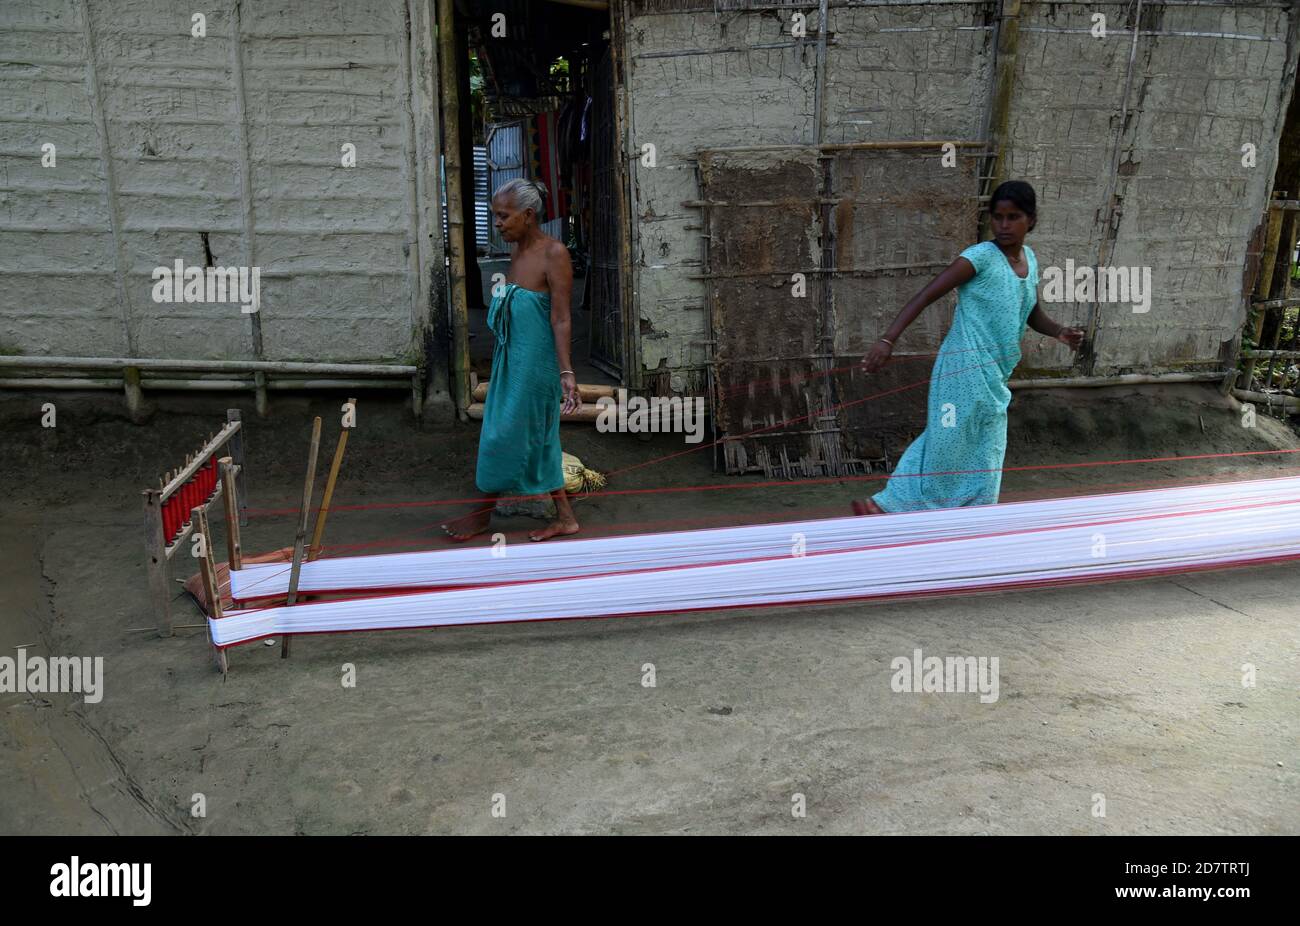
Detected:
[
  {"left": 872, "top": 241, "right": 1039, "bottom": 512},
  {"left": 475, "top": 283, "right": 565, "bottom": 496}
]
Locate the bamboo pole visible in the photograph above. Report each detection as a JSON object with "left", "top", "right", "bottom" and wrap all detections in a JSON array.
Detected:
[
  {"left": 436, "top": 0, "right": 472, "bottom": 419},
  {"left": 0, "top": 355, "right": 416, "bottom": 375},
  {"left": 1008, "top": 371, "right": 1226, "bottom": 390},
  {"left": 1232, "top": 388, "right": 1300, "bottom": 412},
  {"left": 282, "top": 417, "right": 322, "bottom": 659},
  {"left": 684, "top": 140, "right": 986, "bottom": 157},
  {"left": 1263, "top": 213, "right": 1299, "bottom": 395},
  {"left": 609, "top": 0, "right": 638, "bottom": 390},
  {"left": 473, "top": 382, "right": 615, "bottom": 402},
  {"left": 980, "top": 0, "right": 1022, "bottom": 244},
  {"left": 1237, "top": 200, "right": 1289, "bottom": 387},
  {"left": 467, "top": 401, "right": 606, "bottom": 422},
  {"left": 0, "top": 377, "right": 412, "bottom": 392},
  {"left": 813, "top": 0, "right": 829, "bottom": 144},
  {"left": 309, "top": 399, "right": 355, "bottom": 561}
]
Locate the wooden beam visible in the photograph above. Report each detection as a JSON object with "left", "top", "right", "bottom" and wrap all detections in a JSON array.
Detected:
[
  {"left": 473, "top": 382, "right": 614, "bottom": 402},
  {"left": 160, "top": 419, "right": 240, "bottom": 501}
]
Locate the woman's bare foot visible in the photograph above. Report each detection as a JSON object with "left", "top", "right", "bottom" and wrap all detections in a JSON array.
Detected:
[
  {"left": 528, "top": 517, "right": 579, "bottom": 542},
  {"left": 442, "top": 508, "right": 493, "bottom": 542},
  {"left": 851, "top": 498, "right": 886, "bottom": 516}
]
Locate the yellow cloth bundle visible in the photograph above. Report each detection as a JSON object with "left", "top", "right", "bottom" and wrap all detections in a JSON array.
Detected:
[{"left": 562, "top": 452, "right": 606, "bottom": 495}]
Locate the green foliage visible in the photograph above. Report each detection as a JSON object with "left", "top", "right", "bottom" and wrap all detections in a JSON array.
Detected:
[
  {"left": 468, "top": 53, "right": 486, "bottom": 142},
  {"left": 549, "top": 57, "right": 570, "bottom": 93}
]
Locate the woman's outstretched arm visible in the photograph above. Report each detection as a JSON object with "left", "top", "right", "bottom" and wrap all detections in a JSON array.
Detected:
[
  {"left": 1027, "top": 304, "right": 1085, "bottom": 350},
  {"left": 861, "top": 257, "right": 977, "bottom": 373}
]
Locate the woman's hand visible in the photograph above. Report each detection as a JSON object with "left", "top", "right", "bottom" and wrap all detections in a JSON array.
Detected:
[
  {"left": 560, "top": 372, "right": 581, "bottom": 414},
  {"left": 861, "top": 339, "right": 893, "bottom": 374},
  {"left": 1056, "top": 326, "right": 1086, "bottom": 352}
]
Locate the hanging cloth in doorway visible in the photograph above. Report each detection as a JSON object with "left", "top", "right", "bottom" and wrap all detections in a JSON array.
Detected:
[{"left": 528, "top": 110, "right": 566, "bottom": 219}]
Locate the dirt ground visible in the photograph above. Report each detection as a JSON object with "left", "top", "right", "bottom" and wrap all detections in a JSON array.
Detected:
[{"left": 1, "top": 383, "right": 1297, "bottom": 835}]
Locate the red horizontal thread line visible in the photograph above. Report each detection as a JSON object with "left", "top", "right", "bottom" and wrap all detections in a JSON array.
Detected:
[
  {"left": 242, "top": 446, "right": 1300, "bottom": 520},
  {"left": 603, "top": 350, "right": 1019, "bottom": 482},
  {"left": 309, "top": 467, "right": 1295, "bottom": 558},
  {"left": 241, "top": 346, "right": 1016, "bottom": 518}
]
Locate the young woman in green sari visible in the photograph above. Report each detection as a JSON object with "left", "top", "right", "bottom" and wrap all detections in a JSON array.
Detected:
[
  {"left": 443, "top": 179, "right": 583, "bottom": 542},
  {"left": 853, "top": 181, "right": 1085, "bottom": 515}
]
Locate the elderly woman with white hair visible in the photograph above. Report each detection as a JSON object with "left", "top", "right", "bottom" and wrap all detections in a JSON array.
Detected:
[{"left": 443, "top": 178, "right": 583, "bottom": 542}]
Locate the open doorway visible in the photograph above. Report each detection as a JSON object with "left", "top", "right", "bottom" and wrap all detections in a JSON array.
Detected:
[{"left": 451, "top": 0, "right": 625, "bottom": 388}]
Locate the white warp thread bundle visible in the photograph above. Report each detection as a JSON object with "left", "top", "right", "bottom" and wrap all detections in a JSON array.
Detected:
[
  {"left": 232, "top": 474, "right": 1297, "bottom": 598},
  {"left": 211, "top": 474, "right": 1300, "bottom": 648}
]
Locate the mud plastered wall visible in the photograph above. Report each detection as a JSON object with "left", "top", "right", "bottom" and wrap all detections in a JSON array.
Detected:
[
  {"left": 624, "top": 0, "right": 1296, "bottom": 392},
  {"left": 1003, "top": 1, "right": 1295, "bottom": 376},
  {"left": 0, "top": 0, "right": 438, "bottom": 364}
]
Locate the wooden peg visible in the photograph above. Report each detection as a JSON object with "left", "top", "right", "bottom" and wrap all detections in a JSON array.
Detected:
[
  {"left": 194, "top": 505, "right": 228, "bottom": 676},
  {"left": 219, "top": 457, "right": 242, "bottom": 571},
  {"left": 282, "top": 416, "right": 323, "bottom": 659},
  {"left": 309, "top": 397, "right": 356, "bottom": 561}
]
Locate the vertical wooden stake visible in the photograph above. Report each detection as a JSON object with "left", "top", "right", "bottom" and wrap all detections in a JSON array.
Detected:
[
  {"left": 219, "top": 457, "right": 242, "bottom": 570},
  {"left": 226, "top": 409, "right": 249, "bottom": 526},
  {"left": 309, "top": 397, "right": 355, "bottom": 561},
  {"left": 143, "top": 489, "right": 171, "bottom": 637},
  {"left": 124, "top": 365, "right": 144, "bottom": 421},
  {"left": 410, "top": 374, "right": 423, "bottom": 419},
  {"left": 282, "top": 416, "right": 322, "bottom": 659},
  {"left": 254, "top": 371, "right": 269, "bottom": 418},
  {"left": 195, "top": 506, "right": 228, "bottom": 676}
]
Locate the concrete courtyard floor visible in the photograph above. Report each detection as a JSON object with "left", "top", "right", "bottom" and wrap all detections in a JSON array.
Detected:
[{"left": 1, "top": 384, "right": 1297, "bottom": 834}]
